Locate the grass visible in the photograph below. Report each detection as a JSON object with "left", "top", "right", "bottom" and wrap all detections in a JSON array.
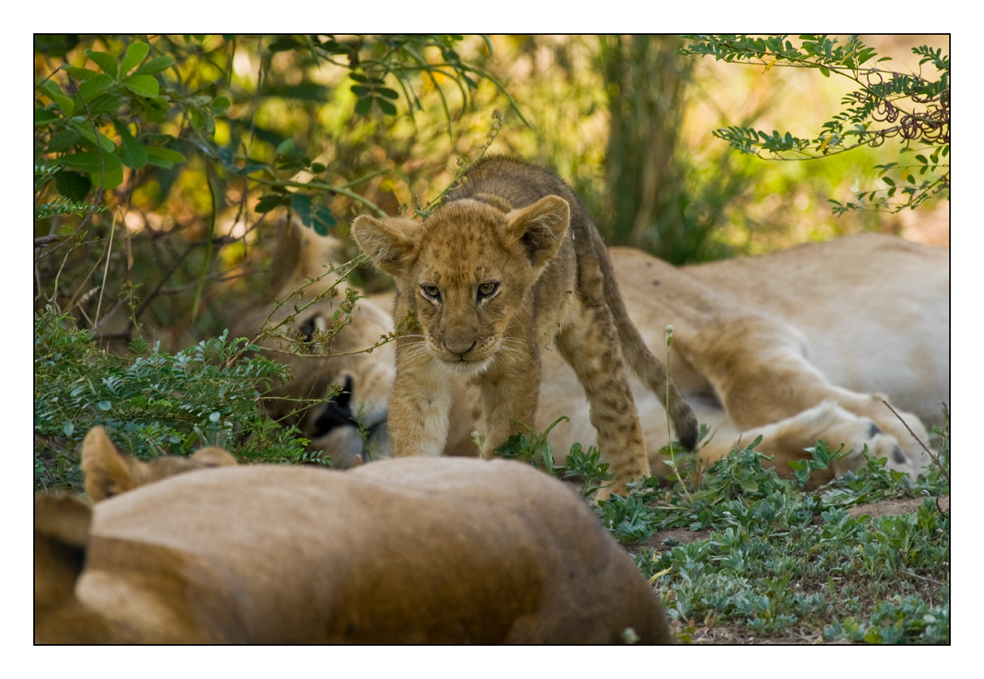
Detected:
[{"left": 497, "top": 413, "right": 950, "bottom": 645}]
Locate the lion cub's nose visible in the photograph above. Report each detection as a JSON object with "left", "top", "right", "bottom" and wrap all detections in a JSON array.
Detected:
[{"left": 443, "top": 339, "right": 477, "bottom": 357}]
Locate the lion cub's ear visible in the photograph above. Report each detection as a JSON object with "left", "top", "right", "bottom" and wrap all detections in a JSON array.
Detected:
[
  {"left": 81, "top": 427, "right": 138, "bottom": 502},
  {"left": 352, "top": 215, "right": 419, "bottom": 277},
  {"left": 505, "top": 195, "right": 570, "bottom": 270}
]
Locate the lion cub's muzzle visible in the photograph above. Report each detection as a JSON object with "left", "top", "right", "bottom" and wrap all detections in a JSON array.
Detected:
[{"left": 431, "top": 336, "right": 498, "bottom": 374}]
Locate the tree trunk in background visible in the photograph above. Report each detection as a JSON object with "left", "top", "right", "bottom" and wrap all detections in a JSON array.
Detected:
[{"left": 600, "top": 35, "right": 694, "bottom": 263}]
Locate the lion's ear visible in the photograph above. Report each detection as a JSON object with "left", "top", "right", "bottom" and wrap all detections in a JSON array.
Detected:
[
  {"left": 34, "top": 494, "right": 92, "bottom": 599},
  {"left": 352, "top": 215, "right": 419, "bottom": 277},
  {"left": 80, "top": 427, "right": 138, "bottom": 502},
  {"left": 269, "top": 214, "right": 349, "bottom": 301},
  {"left": 505, "top": 195, "right": 570, "bottom": 270}
]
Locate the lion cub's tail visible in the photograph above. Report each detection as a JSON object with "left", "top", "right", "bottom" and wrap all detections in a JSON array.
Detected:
[{"left": 592, "top": 231, "right": 699, "bottom": 451}]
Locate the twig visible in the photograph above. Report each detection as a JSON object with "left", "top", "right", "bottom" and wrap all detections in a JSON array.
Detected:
[
  {"left": 901, "top": 568, "right": 947, "bottom": 588},
  {"left": 882, "top": 400, "right": 950, "bottom": 485},
  {"left": 94, "top": 209, "right": 118, "bottom": 327},
  {"left": 34, "top": 235, "right": 60, "bottom": 248},
  {"left": 134, "top": 244, "right": 195, "bottom": 320}
]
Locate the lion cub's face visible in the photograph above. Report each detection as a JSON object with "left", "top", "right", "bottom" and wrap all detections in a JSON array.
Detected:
[{"left": 353, "top": 197, "right": 570, "bottom": 375}]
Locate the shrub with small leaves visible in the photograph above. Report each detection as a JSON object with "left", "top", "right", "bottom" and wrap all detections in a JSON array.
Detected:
[{"left": 34, "top": 306, "right": 309, "bottom": 492}]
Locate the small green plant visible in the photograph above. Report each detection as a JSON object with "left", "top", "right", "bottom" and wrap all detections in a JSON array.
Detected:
[
  {"left": 503, "top": 408, "right": 949, "bottom": 643},
  {"left": 34, "top": 306, "right": 309, "bottom": 492}
]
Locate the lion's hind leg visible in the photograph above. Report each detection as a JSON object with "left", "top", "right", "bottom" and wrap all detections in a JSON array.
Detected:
[
  {"left": 554, "top": 302, "right": 649, "bottom": 496},
  {"left": 716, "top": 402, "right": 913, "bottom": 487},
  {"left": 675, "top": 314, "right": 932, "bottom": 477}
]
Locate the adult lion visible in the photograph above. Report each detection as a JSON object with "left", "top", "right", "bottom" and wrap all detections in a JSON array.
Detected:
[
  {"left": 531, "top": 236, "right": 946, "bottom": 485},
  {"left": 229, "top": 216, "right": 396, "bottom": 468},
  {"left": 238, "top": 216, "right": 947, "bottom": 486},
  {"left": 35, "top": 428, "right": 671, "bottom": 644}
]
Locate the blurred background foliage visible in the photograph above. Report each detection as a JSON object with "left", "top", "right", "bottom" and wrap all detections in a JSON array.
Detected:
[{"left": 34, "top": 33, "right": 949, "bottom": 350}]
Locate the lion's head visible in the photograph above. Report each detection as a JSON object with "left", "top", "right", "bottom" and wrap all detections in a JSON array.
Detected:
[
  {"left": 230, "top": 216, "right": 396, "bottom": 467},
  {"left": 352, "top": 196, "right": 570, "bottom": 375}
]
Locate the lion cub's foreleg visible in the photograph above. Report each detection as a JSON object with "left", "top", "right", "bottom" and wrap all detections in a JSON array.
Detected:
[
  {"left": 473, "top": 342, "right": 542, "bottom": 459},
  {"left": 388, "top": 342, "right": 453, "bottom": 458},
  {"left": 555, "top": 302, "right": 650, "bottom": 496}
]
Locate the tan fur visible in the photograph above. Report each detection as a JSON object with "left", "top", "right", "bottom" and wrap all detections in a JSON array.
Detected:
[
  {"left": 35, "top": 432, "right": 672, "bottom": 644},
  {"left": 237, "top": 213, "right": 946, "bottom": 487},
  {"left": 230, "top": 215, "right": 396, "bottom": 467},
  {"left": 531, "top": 238, "right": 947, "bottom": 483},
  {"left": 81, "top": 427, "right": 237, "bottom": 502},
  {"left": 352, "top": 157, "right": 697, "bottom": 495}
]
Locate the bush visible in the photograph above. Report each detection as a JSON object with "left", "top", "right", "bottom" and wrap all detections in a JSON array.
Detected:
[{"left": 34, "top": 306, "right": 309, "bottom": 492}]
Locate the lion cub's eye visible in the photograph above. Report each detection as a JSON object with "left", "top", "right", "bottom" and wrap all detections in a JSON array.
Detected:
[
  {"left": 477, "top": 281, "right": 499, "bottom": 299},
  {"left": 420, "top": 284, "right": 441, "bottom": 300}
]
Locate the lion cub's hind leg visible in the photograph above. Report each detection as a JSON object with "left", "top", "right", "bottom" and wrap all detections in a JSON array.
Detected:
[{"left": 554, "top": 300, "right": 649, "bottom": 496}]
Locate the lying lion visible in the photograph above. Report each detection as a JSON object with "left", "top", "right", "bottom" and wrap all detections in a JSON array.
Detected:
[
  {"left": 35, "top": 427, "right": 672, "bottom": 644},
  {"left": 533, "top": 238, "right": 945, "bottom": 485},
  {"left": 242, "top": 215, "right": 946, "bottom": 486},
  {"left": 229, "top": 215, "right": 396, "bottom": 468}
]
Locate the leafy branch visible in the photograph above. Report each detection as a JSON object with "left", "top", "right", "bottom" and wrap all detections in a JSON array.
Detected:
[{"left": 679, "top": 35, "right": 949, "bottom": 214}]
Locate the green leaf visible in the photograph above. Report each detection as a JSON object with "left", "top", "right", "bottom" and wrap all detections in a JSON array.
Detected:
[
  {"left": 312, "top": 204, "right": 337, "bottom": 236},
  {"left": 134, "top": 55, "right": 175, "bottom": 76},
  {"left": 209, "top": 411, "right": 221, "bottom": 423},
  {"left": 291, "top": 193, "right": 312, "bottom": 227},
  {"left": 63, "top": 151, "right": 123, "bottom": 189},
  {"left": 62, "top": 422, "right": 74, "bottom": 437},
  {"left": 255, "top": 194, "right": 289, "bottom": 213},
  {"left": 86, "top": 50, "right": 119, "bottom": 78},
  {"left": 97, "top": 400, "right": 112, "bottom": 411},
  {"left": 210, "top": 96, "right": 230, "bottom": 116},
  {"left": 354, "top": 96, "right": 372, "bottom": 115},
  {"left": 45, "top": 129, "right": 81, "bottom": 153},
  {"left": 70, "top": 121, "right": 115, "bottom": 153},
  {"left": 819, "top": 66, "right": 830, "bottom": 77},
  {"left": 40, "top": 81, "right": 75, "bottom": 117},
  {"left": 377, "top": 87, "right": 399, "bottom": 100},
  {"left": 35, "top": 108, "right": 60, "bottom": 125},
  {"left": 145, "top": 146, "right": 185, "bottom": 169},
  {"left": 55, "top": 170, "right": 92, "bottom": 202},
  {"left": 64, "top": 66, "right": 99, "bottom": 81},
  {"left": 79, "top": 74, "right": 114, "bottom": 102},
  {"left": 377, "top": 98, "right": 397, "bottom": 115},
  {"left": 84, "top": 93, "right": 122, "bottom": 115},
  {"left": 350, "top": 85, "right": 371, "bottom": 97},
  {"left": 269, "top": 36, "right": 300, "bottom": 52},
  {"left": 739, "top": 478, "right": 759, "bottom": 494},
  {"left": 120, "top": 41, "right": 150, "bottom": 75},
  {"left": 276, "top": 138, "right": 295, "bottom": 156},
  {"left": 121, "top": 74, "right": 159, "bottom": 98},
  {"left": 113, "top": 119, "right": 148, "bottom": 169}
]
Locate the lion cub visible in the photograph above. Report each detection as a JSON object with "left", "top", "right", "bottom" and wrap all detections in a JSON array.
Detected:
[{"left": 353, "top": 157, "right": 698, "bottom": 493}]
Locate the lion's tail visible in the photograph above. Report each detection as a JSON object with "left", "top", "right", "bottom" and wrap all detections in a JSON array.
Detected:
[{"left": 592, "top": 231, "right": 699, "bottom": 451}]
